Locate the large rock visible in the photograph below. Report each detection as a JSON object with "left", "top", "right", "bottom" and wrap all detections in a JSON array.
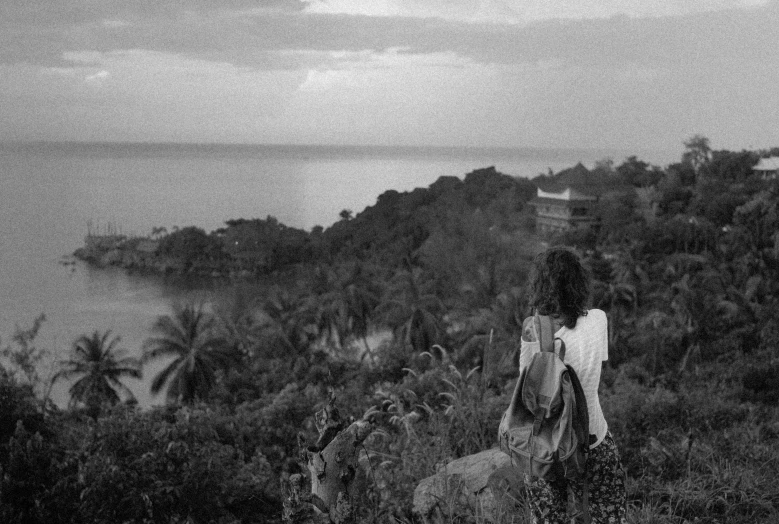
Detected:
[{"left": 412, "top": 448, "right": 524, "bottom": 522}]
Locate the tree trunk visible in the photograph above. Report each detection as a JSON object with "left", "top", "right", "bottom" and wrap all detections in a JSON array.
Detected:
[
  {"left": 308, "top": 418, "right": 372, "bottom": 522},
  {"left": 283, "top": 394, "right": 373, "bottom": 524},
  {"left": 361, "top": 336, "right": 376, "bottom": 365}
]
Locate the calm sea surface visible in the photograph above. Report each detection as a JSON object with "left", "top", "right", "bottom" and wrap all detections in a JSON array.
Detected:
[{"left": 0, "top": 142, "right": 675, "bottom": 406}]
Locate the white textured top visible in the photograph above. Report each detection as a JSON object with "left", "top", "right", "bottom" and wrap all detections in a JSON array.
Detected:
[{"left": 519, "top": 309, "right": 609, "bottom": 448}]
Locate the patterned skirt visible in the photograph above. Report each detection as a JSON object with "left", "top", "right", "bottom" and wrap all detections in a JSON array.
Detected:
[{"left": 524, "top": 431, "right": 627, "bottom": 524}]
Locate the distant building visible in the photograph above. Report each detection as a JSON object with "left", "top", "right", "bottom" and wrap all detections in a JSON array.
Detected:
[
  {"left": 754, "top": 157, "right": 779, "bottom": 180},
  {"left": 530, "top": 187, "right": 598, "bottom": 234}
]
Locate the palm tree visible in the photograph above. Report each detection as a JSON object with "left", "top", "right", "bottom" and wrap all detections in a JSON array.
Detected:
[
  {"left": 610, "top": 250, "right": 649, "bottom": 293},
  {"left": 142, "top": 302, "right": 238, "bottom": 404},
  {"left": 313, "top": 263, "right": 381, "bottom": 361},
  {"left": 212, "top": 283, "right": 263, "bottom": 359},
  {"left": 451, "top": 287, "right": 527, "bottom": 383},
  {"left": 669, "top": 270, "right": 746, "bottom": 349},
  {"left": 53, "top": 330, "right": 141, "bottom": 415},
  {"left": 345, "top": 273, "right": 382, "bottom": 362},
  {"left": 311, "top": 265, "right": 349, "bottom": 350},
  {"left": 592, "top": 279, "right": 638, "bottom": 366},
  {"left": 634, "top": 310, "right": 682, "bottom": 376},
  {"left": 258, "top": 286, "right": 317, "bottom": 358},
  {"left": 377, "top": 259, "right": 444, "bottom": 354}
]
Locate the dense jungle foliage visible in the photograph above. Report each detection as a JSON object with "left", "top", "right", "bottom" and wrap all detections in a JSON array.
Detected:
[{"left": 4, "top": 137, "right": 779, "bottom": 523}]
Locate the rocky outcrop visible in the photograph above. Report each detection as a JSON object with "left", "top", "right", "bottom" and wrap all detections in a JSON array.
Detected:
[{"left": 412, "top": 448, "right": 525, "bottom": 522}]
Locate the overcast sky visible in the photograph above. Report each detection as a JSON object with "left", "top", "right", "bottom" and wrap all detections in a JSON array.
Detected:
[{"left": 1, "top": 0, "right": 777, "bottom": 151}]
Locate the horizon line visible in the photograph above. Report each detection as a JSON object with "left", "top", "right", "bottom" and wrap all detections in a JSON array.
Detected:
[
  {"left": 0, "top": 139, "right": 679, "bottom": 160},
  {"left": 0, "top": 138, "right": 674, "bottom": 151}
]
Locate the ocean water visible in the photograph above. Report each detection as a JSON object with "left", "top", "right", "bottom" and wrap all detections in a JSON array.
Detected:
[{"left": 0, "top": 142, "right": 675, "bottom": 406}]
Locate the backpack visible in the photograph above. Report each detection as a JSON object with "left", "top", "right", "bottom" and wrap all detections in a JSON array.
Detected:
[{"left": 498, "top": 314, "right": 591, "bottom": 484}]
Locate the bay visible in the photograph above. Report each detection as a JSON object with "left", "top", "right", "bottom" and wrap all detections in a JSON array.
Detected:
[{"left": 0, "top": 142, "right": 675, "bottom": 407}]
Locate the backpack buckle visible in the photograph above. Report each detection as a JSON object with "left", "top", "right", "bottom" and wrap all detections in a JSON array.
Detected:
[{"left": 532, "top": 415, "right": 543, "bottom": 436}]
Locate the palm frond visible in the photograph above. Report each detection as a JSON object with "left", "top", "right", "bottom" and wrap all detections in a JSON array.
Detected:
[
  {"left": 107, "top": 364, "right": 142, "bottom": 380},
  {"left": 106, "top": 375, "right": 136, "bottom": 401},
  {"left": 52, "top": 367, "right": 83, "bottom": 383},
  {"left": 150, "top": 357, "right": 183, "bottom": 395},
  {"left": 142, "top": 338, "right": 187, "bottom": 362},
  {"left": 101, "top": 331, "right": 121, "bottom": 356}
]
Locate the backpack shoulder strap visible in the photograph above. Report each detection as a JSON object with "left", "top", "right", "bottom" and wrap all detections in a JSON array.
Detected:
[
  {"left": 567, "top": 364, "right": 591, "bottom": 524},
  {"left": 566, "top": 365, "right": 590, "bottom": 443},
  {"left": 536, "top": 314, "right": 566, "bottom": 360}
]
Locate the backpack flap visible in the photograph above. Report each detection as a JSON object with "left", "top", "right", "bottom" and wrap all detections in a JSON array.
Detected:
[{"left": 520, "top": 352, "right": 565, "bottom": 423}]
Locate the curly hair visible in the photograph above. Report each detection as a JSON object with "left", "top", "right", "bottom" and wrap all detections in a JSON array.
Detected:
[{"left": 527, "top": 247, "right": 590, "bottom": 329}]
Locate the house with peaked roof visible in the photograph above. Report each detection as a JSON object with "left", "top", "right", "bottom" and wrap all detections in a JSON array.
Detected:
[
  {"left": 530, "top": 186, "right": 598, "bottom": 234},
  {"left": 753, "top": 157, "right": 779, "bottom": 180}
]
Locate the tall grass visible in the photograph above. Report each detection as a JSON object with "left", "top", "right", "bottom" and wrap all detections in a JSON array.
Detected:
[{"left": 355, "top": 349, "right": 779, "bottom": 523}]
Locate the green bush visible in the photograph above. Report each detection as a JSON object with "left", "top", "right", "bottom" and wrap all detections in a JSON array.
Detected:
[
  {"left": 741, "top": 362, "right": 779, "bottom": 404},
  {"left": 0, "top": 373, "right": 48, "bottom": 459},
  {"left": 0, "top": 421, "right": 74, "bottom": 524},
  {"left": 73, "top": 406, "right": 278, "bottom": 523}
]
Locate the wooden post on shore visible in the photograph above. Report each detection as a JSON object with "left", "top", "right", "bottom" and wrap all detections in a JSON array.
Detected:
[{"left": 283, "top": 391, "right": 374, "bottom": 524}]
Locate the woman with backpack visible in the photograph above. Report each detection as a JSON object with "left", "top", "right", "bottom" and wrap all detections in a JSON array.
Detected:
[{"left": 520, "top": 247, "right": 627, "bottom": 523}]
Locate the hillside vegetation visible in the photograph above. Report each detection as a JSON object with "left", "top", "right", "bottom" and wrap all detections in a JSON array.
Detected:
[{"left": 4, "top": 137, "right": 779, "bottom": 523}]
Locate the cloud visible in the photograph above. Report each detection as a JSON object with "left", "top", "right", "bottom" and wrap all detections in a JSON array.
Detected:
[
  {"left": 296, "top": 48, "right": 473, "bottom": 92},
  {"left": 0, "top": 0, "right": 301, "bottom": 26},
  {"left": 40, "top": 66, "right": 78, "bottom": 77},
  {"left": 1, "top": 0, "right": 776, "bottom": 71},
  {"left": 102, "top": 19, "right": 131, "bottom": 28},
  {"left": 0, "top": 49, "right": 303, "bottom": 142},
  {"left": 611, "top": 64, "right": 670, "bottom": 83},
  {"left": 63, "top": 51, "right": 105, "bottom": 64},
  {"left": 85, "top": 70, "right": 110, "bottom": 83},
  {"left": 0, "top": 0, "right": 305, "bottom": 66},
  {"left": 298, "top": 69, "right": 355, "bottom": 92},
  {"left": 1, "top": 0, "right": 778, "bottom": 148},
  {"left": 300, "top": 0, "right": 771, "bottom": 22}
]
